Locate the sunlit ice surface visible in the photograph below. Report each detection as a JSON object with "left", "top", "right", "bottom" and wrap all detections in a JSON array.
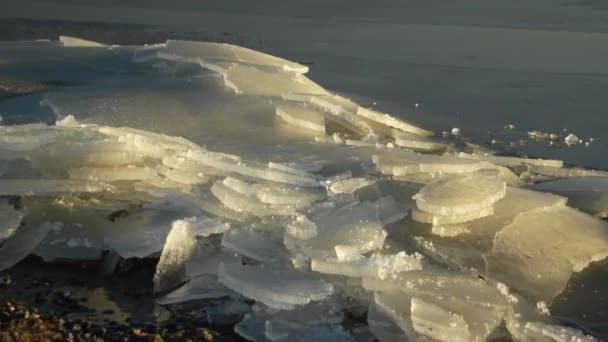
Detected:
[{"left": 0, "top": 36, "right": 607, "bottom": 341}]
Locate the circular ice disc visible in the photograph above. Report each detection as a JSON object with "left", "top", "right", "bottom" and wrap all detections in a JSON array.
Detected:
[{"left": 414, "top": 174, "right": 506, "bottom": 216}]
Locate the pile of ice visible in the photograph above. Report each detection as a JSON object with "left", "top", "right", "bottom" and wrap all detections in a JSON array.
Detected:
[{"left": 1, "top": 36, "right": 607, "bottom": 341}]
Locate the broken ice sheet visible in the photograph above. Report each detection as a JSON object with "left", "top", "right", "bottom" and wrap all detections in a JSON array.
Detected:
[
  {"left": 412, "top": 187, "right": 569, "bottom": 273},
  {"left": 275, "top": 104, "right": 326, "bottom": 135},
  {"left": 311, "top": 245, "right": 423, "bottom": 279},
  {"left": 485, "top": 206, "right": 608, "bottom": 303},
  {"left": 158, "top": 40, "right": 309, "bottom": 74},
  {"left": 222, "top": 229, "right": 283, "bottom": 262},
  {"left": 218, "top": 263, "right": 334, "bottom": 310},
  {"left": 284, "top": 199, "right": 389, "bottom": 259},
  {"left": 532, "top": 176, "right": 608, "bottom": 217}
]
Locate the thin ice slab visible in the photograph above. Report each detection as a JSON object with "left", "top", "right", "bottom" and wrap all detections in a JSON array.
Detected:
[{"left": 218, "top": 263, "right": 334, "bottom": 310}]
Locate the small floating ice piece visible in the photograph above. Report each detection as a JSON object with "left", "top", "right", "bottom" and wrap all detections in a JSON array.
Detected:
[
  {"left": 0, "top": 223, "right": 53, "bottom": 271},
  {"left": 218, "top": 263, "right": 334, "bottom": 310},
  {"left": 0, "top": 179, "right": 114, "bottom": 196},
  {"left": 411, "top": 205, "right": 494, "bottom": 226},
  {"left": 276, "top": 104, "right": 325, "bottom": 134},
  {"left": 565, "top": 133, "right": 579, "bottom": 146},
  {"left": 0, "top": 200, "right": 24, "bottom": 241},
  {"left": 485, "top": 206, "right": 608, "bottom": 303},
  {"left": 413, "top": 174, "right": 506, "bottom": 216},
  {"left": 222, "top": 229, "right": 282, "bottom": 262},
  {"left": 311, "top": 247, "right": 423, "bottom": 279}
]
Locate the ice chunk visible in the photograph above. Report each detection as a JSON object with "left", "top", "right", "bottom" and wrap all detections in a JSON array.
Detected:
[
  {"left": 211, "top": 180, "right": 295, "bottom": 217},
  {"left": 0, "top": 200, "right": 23, "bottom": 241},
  {"left": 276, "top": 104, "right": 326, "bottom": 134},
  {"left": 485, "top": 206, "right": 608, "bottom": 303},
  {"left": 373, "top": 150, "right": 488, "bottom": 176},
  {"left": 565, "top": 133, "right": 579, "bottom": 146},
  {"left": 412, "top": 205, "right": 494, "bottom": 226},
  {"left": 218, "top": 263, "right": 334, "bottom": 310},
  {"left": 222, "top": 229, "right": 283, "bottom": 262},
  {"left": 254, "top": 183, "right": 325, "bottom": 208},
  {"left": 285, "top": 214, "right": 318, "bottom": 240},
  {"left": 527, "top": 165, "right": 608, "bottom": 178},
  {"left": 153, "top": 217, "right": 203, "bottom": 292},
  {"left": 0, "top": 223, "right": 53, "bottom": 271},
  {"left": 514, "top": 321, "right": 598, "bottom": 342},
  {"left": 224, "top": 64, "right": 327, "bottom": 97},
  {"left": 413, "top": 174, "right": 506, "bottom": 216},
  {"left": 104, "top": 209, "right": 184, "bottom": 259},
  {"left": 185, "top": 150, "right": 320, "bottom": 187},
  {"left": 175, "top": 216, "right": 231, "bottom": 237},
  {"left": 282, "top": 94, "right": 373, "bottom": 135},
  {"left": 0, "top": 179, "right": 114, "bottom": 196},
  {"left": 185, "top": 240, "right": 241, "bottom": 277},
  {"left": 532, "top": 176, "right": 608, "bottom": 217},
  {"left": 410, "top": 297, "right": 471, "bottom": 342},
  {"left": 458, "top": 152, "right": 564, "bottom": 168},
  {"left": 159, "top": 40, "right": 309, "bottom": 74},
  {"left": 329, "top": 177, "right": 375, "bottom": 195},
  {"left": 311, "top": 248, "right": 423, "bottom": 279},
  {"left": 285, "top": 200, "right": 388, "bottom": 258},
  {"left": 393, "top": 131, "right": 447, "bottom": 152},
  {"left": 59, "top": 35, "right": 107, "bottom": 47},
  {"left": 356, "top": 107, "right": 433, "bottom": 137}
]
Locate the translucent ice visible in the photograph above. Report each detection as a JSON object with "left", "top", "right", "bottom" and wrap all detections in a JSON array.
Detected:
[
  {"left": 154, "top": 218, "right": 200, "bottom": 292},
  {"left": 311, "top": 247, "right": 423, "bottom": 279},
  {"left": 276, "top": 104, "right": 326, "bottom": 134},
  {"left": 218, "top": 263, "right": 334, "bottom": 310},
  {"left": 485, "top": 206, "right": 608, "bottom": 303},
  {"left": 222, "top": 229, "right": 283, "bottom": 262},
  {"left": 413, "top": 174, "right": 506, "bottom": 216}
]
